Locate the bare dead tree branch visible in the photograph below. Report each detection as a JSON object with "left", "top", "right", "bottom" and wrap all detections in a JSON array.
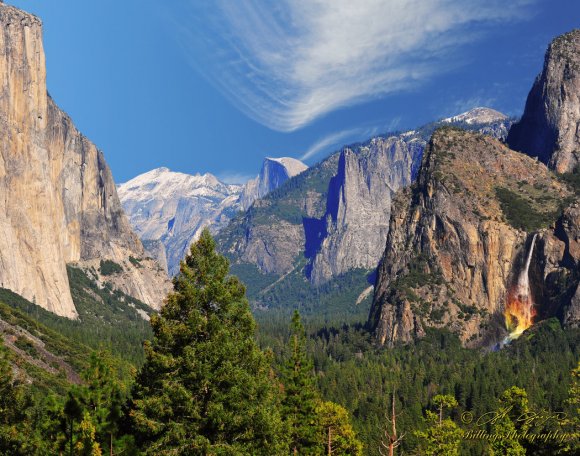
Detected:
[{"left": 379, "top": 387, "right": 405, "bottom": 456}]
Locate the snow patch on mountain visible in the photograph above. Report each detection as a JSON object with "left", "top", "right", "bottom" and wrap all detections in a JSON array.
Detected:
[
  {"left": 119, "top": 157, "right": 307, "bottom": 275},
  {"left": 443, "top": 107, "right": 507, "bottom": 125}
]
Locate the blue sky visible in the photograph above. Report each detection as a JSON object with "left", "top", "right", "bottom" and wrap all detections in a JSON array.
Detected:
[{"left": 9, "top": 0, "right": 580, "bottom": 183}]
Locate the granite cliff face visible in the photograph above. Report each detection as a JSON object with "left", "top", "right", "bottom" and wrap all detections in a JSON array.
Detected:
[
  {"left": 118, "top": 168, "right": 243, "bottom": 275},
  {"left": 119, "top": 157, "right": 307, "bottom": 276},
  {"left": 0, "top": 4, "right": 169, "bottom": 316},
  {"left": 0, "top": 7, "right": 74, "bottom": 316},
  {"left": 218, "top": 156, "right": 334, "bottom": 277},
  {"left": 535, "top": 203, "right": 580, "bottom": 329},
  {"left": 369, "top": 128, "right": 576, "bottom": 346},
  {"left": 239, "top": 157, "right": 308, "bottom": 211},
  {"left": 219, "top": 109, "right": 511, "bottom": 293},
  {"left": 508, "top": 30, "right": 580, "bottom": 173},
  {"left": 309, "top": 135, "right": 423, "bottom": 284}
]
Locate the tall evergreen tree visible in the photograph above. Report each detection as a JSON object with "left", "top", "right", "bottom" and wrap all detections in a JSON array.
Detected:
[
  {"left": 64, "top": 391, "right": 83, "bottom": 456},
  {"left": 281, "top": 310, "right": 321, "bottom": 454},
  {"left": 414, "top": 394, "right": 463, "bottom": 456},
  {"left": 75, "top": 412, "right": 103, "bottom": 456},
  {"left": 489, "top": 386, "right": 529, "bottom": 456},
  {"left": 78, "top": 351, "right": 126, "bottom": 455},
  {"left": 316, "top": 401, "right": 363, "bottom": 455},
  {"left": 564, "top": 361, "right": 580, "bottom": 453},
  {"left": 130, "top": 229, "right": 286, "bottom": 455}
]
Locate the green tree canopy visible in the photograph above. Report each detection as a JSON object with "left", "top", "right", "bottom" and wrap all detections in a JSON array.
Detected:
[
  {"left": 316, "top": 401, "right": 363, "bottom": 455},
  {"left": 282, "top": 310, "right": 321, "bottom": 454},
  {"left": 130, "top": 229, "right": 286, "bottom": 455},
  {"left": 414, "top": 394, "right": 463, "bottom": 456},
  {"left": 489, "top": 386, "right": 529, "bottom": 456},
  {"left": 0, "top": 336, "right": 27, "bottom": 454},
  {"left": 564, "top": 361, "right": 580, "bottom": 453}
]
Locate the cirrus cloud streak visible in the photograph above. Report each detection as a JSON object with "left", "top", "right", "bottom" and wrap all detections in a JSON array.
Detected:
[{"left": 174, "top": 0, "right": 535, "bottom": 132}]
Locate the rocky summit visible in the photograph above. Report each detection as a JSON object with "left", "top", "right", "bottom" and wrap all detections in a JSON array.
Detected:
[
  {"left": 118, "top": 168, "right": 243, "bottom": 276},
  {"left": 218, "top": 109, "right": 512, "bottom": 295},
  {"left": 369, "top": 127, "right": 578, "bottom": 346},
  {"left": 238, "top": 157, "right": 308, "bottom": 211},
  {"left": 119, "top": 157, "right": 307, "bottom": 276},
  {"left": 0, "top": 4, "right": 170, "bottom": 317},
  {"left": 508, "top": 29, "right": 580, "bottom": 173}
]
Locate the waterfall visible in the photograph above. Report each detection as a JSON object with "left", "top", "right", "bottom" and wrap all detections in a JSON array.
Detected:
[
  {"left": 503, "top": 234, "right": 538, "bottom": 343},
  {"left": 516, "top": 233, "right": 537, "bottom": 300}
]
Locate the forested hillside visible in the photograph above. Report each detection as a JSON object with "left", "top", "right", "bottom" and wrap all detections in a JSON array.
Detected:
[{"left": 0, "top": 232, "right": 577, "bottom": 454}]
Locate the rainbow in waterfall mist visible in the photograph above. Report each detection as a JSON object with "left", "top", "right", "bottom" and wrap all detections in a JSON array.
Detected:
[{"left": 503, "top": 234, "right": 537, "bottom": 342}]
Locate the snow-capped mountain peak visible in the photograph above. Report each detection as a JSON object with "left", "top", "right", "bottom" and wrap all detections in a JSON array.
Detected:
[
  {"left": 118, "top": 157, "right": 307, "bottom": 275},
  {"left": 442, "top": 107, "right": 508, "bottom": 125}
]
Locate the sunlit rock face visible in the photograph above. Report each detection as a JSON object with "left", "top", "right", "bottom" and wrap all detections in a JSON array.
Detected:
[
  {"left": 0, "top": 4, "right": 170, "bottom": 317},
  {"left": 239, "top": 157, "right": 308, "bottom": 211},
  {"left": 369, "top": 129, "right": 573, "bottom": 347},
  {"left": 308, "top": 136, "right": 423, "bottom": 285},
  {"left": 508, "top": 30, "right": 580, "bottom": 173},
  {"left": 119, "top": 157, "right": 307, "bottom": 276}
]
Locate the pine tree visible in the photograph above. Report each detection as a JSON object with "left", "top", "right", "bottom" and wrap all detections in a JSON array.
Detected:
[
  {"left": 75, "top": 412, "right": 103, "bottom": 456},
  {"left": 489, "top": 386, "right": 528, "bottom": 456},
  {"left": 130, "top": 229, "right": 286, "bottom": 455},
  {"left": 563, "top": 361, "right": 580, "bottom": 453},
  {"left": 432, "top": 394, "right": 458, "bottom": 427},
  {"left": 80, "top": 351, "right": 125, "bottom": 454},
  {"left": 281, "top": 310, "right": 321, "bottom": 455},
  {"left": 64, "top": 391, "right": 83, "bottom": 456},
  {"left": 316, "top": 401, "right": 363, "bottom": 455},
  {"left": 414, "top": 394, "right": 463, "bottom": 456}
]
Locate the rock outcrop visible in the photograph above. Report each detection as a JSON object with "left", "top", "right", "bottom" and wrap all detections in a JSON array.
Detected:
[
  {"left": 309, "top": 135, "right": 423, "bottom": 284},
  {"left": 369, "top": 128, "right": 574, "bottom": 346},
  {"left": 508, "top": 30, "right": 580, "bottom": 173},
  {"left": 118, "top": 168, "right": 243, "bottom": 275},
  {"left": 238, "top": 157, "right": 308, "bottom": 211},
  {"left": 536, "top": 203, "right": 580, "bottom": 328},
  {"left": 0, "top": 4, "right": 170, "bottom": 316},
  {"left": 119, "top": 157, "right": 307, "bottom": 276}
]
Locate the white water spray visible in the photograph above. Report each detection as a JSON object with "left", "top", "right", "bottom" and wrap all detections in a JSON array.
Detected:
[{"left": 504, "top": 234, "right": 537, "bottom": 343}]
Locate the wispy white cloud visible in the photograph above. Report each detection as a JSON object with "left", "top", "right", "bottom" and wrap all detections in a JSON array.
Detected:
[
  {"left": 174, "top": 0, "right": 536, "bottom": 132},
  {"left": 446, "top": 95, "right": 499, "bottom": 118},
  {"left": 301, "top": 129, "right": 364, "bottom": 161},
  {"left": 300, "top": 117, "right": 401, "bottom": 161},
  {"left": 217, "top": 172, "right": 255, "bottom": 185}
]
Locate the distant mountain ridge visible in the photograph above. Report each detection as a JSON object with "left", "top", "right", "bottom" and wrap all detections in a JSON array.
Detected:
[
  {"left": 119, "top": 157, "right": 307, "bottom": 275},
  {"left": 118, "top": 107, "right": 512, "bottom": 316},
  {"left": 216, "top": 107, "right": 513, "bottom": 312},
  {"left": 442, "top": 107, "right": 507, "bottom": 125}
]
